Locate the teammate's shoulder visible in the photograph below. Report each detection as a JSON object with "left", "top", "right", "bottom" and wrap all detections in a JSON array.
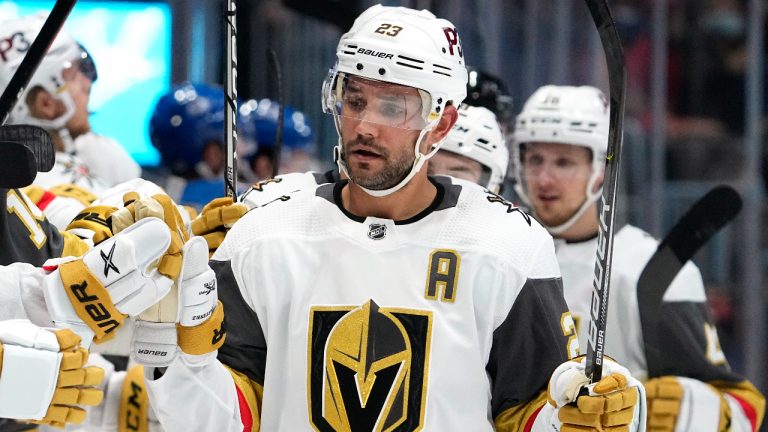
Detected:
[
  {"left": 240, "top": 170, "right": 334, "bottom": 208},
  {"left": 441, "top": 176, "right": 537, "bottom": 232}
]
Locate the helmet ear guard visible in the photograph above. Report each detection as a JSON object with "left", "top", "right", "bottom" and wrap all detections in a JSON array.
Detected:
[
  {"left": 325, "top": 5, "right": 469, "bottom": 197},
  {"left": 513, "top": 85, "right": 610, "bottom": 235}
]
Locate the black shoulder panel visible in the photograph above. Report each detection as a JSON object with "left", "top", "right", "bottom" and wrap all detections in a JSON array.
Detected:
[
  {"left": 488, "top": 277, "right": 571, "bottom": 417},
  {"left": 211, "top": 259, "right": 268, "bottom": 386}
]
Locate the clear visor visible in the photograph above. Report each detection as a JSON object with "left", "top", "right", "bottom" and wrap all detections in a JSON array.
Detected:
[
  {"left": 323, "top": 72, "right": 431, "bottom": 130},
  {"left": 61, "top": 44, "right": 98, "bottom": 83}
]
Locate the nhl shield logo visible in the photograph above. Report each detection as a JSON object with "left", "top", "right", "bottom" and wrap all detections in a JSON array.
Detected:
[
  {"left": 367, "top": 223, "right": 387, "bottom": 240},
  {"left": 307, "top": 300, "right": 432, "bottom": 431}
]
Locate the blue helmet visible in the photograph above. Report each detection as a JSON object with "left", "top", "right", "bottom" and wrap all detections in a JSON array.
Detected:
[
  {"left": 149, "top": 82, "right": 258, "bottom": 175},
  {"left": 239, "top": 98, "right": 315, "bottom": 152}
]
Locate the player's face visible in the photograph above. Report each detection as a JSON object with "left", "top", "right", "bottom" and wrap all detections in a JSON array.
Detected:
[
  {"left": 428, "top": 150, "right": 484, "bottom": 185},
  {"left": 520, "top": 142, "right": 593, "bottom": 227},
  {"left": 338, "top": 77, "right": 425, "bottom": 190},
  {"left": 63, "top": 67, "right": 93, "bottom": 138}
]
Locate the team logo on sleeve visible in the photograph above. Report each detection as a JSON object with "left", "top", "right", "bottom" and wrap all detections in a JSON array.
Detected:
[{"left": 308, "top": 300, "right": 432, "bottom": 432}]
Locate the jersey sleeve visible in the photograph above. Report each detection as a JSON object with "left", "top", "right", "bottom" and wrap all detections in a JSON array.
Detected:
[
  {"left": 0, "top": 189, "right": 64, "bottom": 266},
  {"left": 640, "top": 262, "right": 765, "bottom": 430},
  {"left": 0, "top": 262, "right": 50, "bottom": 325},
  {"left": 491, "top": 234, "right": 572, "bottom": 431},
  {"left": 202, "top": 249, "right": 268, "bottom": 430}
]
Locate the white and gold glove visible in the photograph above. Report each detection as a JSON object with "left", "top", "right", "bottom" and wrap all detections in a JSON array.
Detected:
[
  {"left": 0, "top": 320, "right": 104, "bottom": 427},
  {"left": 544, "top": 356, "right": 646, "bottom": 432},
  {"left": 190, "top": 197, "right": 248, "bottom": 257},
  {"left": 645, "top": 376, "right": 684, "bottom": 432},
  {"left": 42, "top": 217, "right": 175, "bottom": 347},
  {"left": 132, "top": 235, "right": 225, "bottom": 368}
]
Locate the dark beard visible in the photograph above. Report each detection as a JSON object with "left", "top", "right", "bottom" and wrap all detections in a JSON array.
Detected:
[{"left": 342, "top": 136, "right": 414, "bottom": 190}]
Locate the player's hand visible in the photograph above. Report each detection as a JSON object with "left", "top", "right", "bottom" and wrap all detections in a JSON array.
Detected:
[
  {"left": 112, "top": 193, "right": 190, "bottom": 279},
  {"left": 133, "top": 235, "right": 225, "bottom": 368},
  {"left": 0, "top": 320, "right": 104, "bottom": 427},
  {"left": 644, "top": 376, "right": 683, "bottom": 431},
  {"left": 547, "top": 356, "right": 644, "bottom": 432},
  {"left": 43, "top": 217, "right": 175, "bottom": 346},
  {"left": 190, "top": 197, "right": 248, "bottom": 257},
  {"left": 66, "top": 204, "right": 118, "bottom": 245}
]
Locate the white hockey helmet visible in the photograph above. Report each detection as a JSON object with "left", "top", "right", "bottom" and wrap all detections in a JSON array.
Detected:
[
  {"left": 513, "top": 85, "right": 610, "bottom": 235},
  {"left": 322, "top": 4, "right": 468, "bottom": 197},
  {"left": 440, "top": 105, "right": 508, "bottom": 193},
  {"left": 0, "top": 14, "right": 95, "bottom": 131}
]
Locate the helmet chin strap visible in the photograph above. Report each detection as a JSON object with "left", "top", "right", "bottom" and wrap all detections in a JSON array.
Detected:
[{"left": 332, "top": 114, "right": 443, "bottom": 198}]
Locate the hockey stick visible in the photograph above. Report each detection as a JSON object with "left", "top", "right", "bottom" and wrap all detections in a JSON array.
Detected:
[
  {"left": 0, "top": 125, "right": 54, "bottom": 172},
  {"left": 0, "top": 140, "right": 38, "bottom": 188},
  {"left": 223, "top": 0, "right": 238, "bottom": 199},
  {"left": 266, "top": 47, "right": 284, "bottom": 178},
  {"left": 638, "top": 185, "right": 742, "bottom": 365},
  {"left": 0, "top": 0, "right": 77, "bottom": 125},
  {"left": 583, "top": 0, "right": 627, "bottom": 383}
]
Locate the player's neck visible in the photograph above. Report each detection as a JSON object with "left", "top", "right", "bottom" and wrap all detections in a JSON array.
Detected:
[
  {"left": 341, "top": 172, "right": 437, "bottom": 221},
  {"left": 558, "top": 202, "right": 600, "bottom": 241}
]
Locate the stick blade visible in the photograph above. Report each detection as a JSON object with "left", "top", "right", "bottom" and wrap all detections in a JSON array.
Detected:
[
  {"left": 639, "top": 185, "right": 742, "bottom": 308},
  {"left": 0, "top": 140, "right": 38, "bottom": 188},
  {"left": 0, "top": 125, "right": 55, "bottom": 172}
]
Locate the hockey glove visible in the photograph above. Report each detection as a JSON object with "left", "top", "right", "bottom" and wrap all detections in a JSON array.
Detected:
[
  {"left": 0, "top": 320, "right": 104, "bottom": 427},
  {"left": 42, "top": 217, "right": 175, "bottom": 347},
  {"left": 66, "top": 204, "right": 118, "bottom": 246},
  {"left": 547, "top": 356, "right": 646, "bottom": 432},
  {"left": 190, "top": 197, "right": 248, "bottom": 257},
  {"left": 133, "top": 235, "right": 225, "bottom": 368},
  {"left": 112, "top": 193, "right": 190, "bottom": 279},
  {"left": 644, "top": 376, "right": 683, "bottom": 432}
]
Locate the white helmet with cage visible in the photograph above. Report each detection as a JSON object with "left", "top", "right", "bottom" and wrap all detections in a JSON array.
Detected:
[
  {"left": 513, "top": 85, "right": 610, "bottom": 234},
  {"left": 0, "top": 14, "right": 96, "bottom": 132},
  {"left": 322, "top": 4, "right": 468, "bottom": 197},
  {"left": 440, "top": 105, "right": 508, "bottom": 193}
]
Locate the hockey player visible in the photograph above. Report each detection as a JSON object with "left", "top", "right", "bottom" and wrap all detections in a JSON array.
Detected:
[
  {"left": 149, "top": 82, "right": 259, "bottom": 208},
  {"left": 0, "top": 14, "right": 140, "bottom": 192},
  {"left": 132, "top": 5, "right": 645, "bottom": 431},
  {"left": 242, "top": 98, "right": 319, "bottom": 179},
  {"left": 514, "top": 84, "right": 765, "bottom": 431},
  {"left": 427, "top": 104, "right": 509, "bottom": 194}
]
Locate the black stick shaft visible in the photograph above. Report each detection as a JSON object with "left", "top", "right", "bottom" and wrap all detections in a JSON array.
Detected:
[
  {"left": 584, "top": 0, "right": 627, "bottom": 384},
  {"left": 224, "top": 0, "right": 238, "bottom": 199},
  {"left": 0, "top": 0, "right": 77, "bottom": 125},
  {"left": 266, "top": 48, "right": 283, "bottom": 178}
]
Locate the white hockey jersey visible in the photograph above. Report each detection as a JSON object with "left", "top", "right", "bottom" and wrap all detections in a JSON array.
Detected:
[
  {"left": 556, "top": 224, "right": 763, "bottom": 431},
  {"left": 146, "top": 176, "right": 574, "bottom": 431},
  {"left": 73, "top": 132, "right": 141, "bottom": 186},
  {"left": 33, "top": 152, "right": 108, "bottom": 195}
]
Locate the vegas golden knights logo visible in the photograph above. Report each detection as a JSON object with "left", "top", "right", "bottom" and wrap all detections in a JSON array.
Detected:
[
  {"left": 308, "top": 300, "right": 432, "bottom": 432},
  {"left": 250, "top": 177, "right": 283, "bottom": 192}
]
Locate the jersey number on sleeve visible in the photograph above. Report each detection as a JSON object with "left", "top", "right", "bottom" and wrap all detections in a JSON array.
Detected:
[
  {"left": 561, "top": 312, "right": 580, "bottom": 359},
  {"left": 704, "top": 322, "right": 727, "bottom": 365},
  {"left": 6, "top": 189, "right": 47, "bottom": 249},
  {"left": 424, "top": 249, "right": 460, "bottom": 303}
]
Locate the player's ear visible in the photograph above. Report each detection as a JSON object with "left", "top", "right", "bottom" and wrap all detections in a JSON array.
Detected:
[
  {"left": 423, "top": 104, "right": 458, "bottom": 152},
  {"left": 593, "top": 168, "right": 605, "bottom": 193}
]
